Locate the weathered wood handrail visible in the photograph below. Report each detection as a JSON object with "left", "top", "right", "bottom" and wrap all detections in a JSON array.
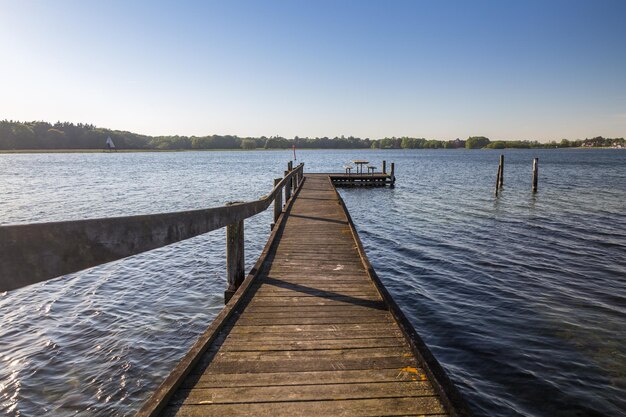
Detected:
[{"left": 0, "top": 163, "right": 304, "bottom": 293}]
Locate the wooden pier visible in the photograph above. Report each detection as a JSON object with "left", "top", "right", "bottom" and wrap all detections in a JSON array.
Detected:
[{"left": 0, "top": 163, "right": 471, "bottom": 417}]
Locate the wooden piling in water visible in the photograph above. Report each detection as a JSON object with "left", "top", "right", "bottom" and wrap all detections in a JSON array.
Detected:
[
  {"left": 224, "top": 215, "right": 245, "bottom": 303},
  {"left": 532, "top": 158, "right": 539, "bottom": 193},
  {"left": 498, "top": 155, "right": 504, "bottom": 189},
  {"left": 382, "top": 160, "right": 387, "bottom": 174},
  {"left": 390, "top": 162, "right": 395, "bottom": 187},
  {"left": 495, "top": 165, "right": 501, "bottom": 196}
]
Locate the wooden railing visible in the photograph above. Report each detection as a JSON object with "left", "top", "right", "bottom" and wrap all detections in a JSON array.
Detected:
[{"left": 0, "top": 162, "right": 304, "bottom": 301}]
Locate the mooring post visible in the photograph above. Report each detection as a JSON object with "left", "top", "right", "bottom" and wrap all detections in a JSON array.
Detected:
[
  {"left": 284, "top": 170, "right": 291, "bottom": 202},
  {"left": 390, "top": 162, "right": 396, "bottom": 187},
  {"left": 532, "top": 158, "right": 539, "bottom": 193},
  {"left": 382, "top": 160, "right": 387, "bottom": 174},
  {"left": 495, "top": 161, "right": 502, "bottom": 196},
  {"left": 498, "top": 155, "right": 504, "bottom": 189},
  {"left": 225, "top": 209, "right": 245, "bottom": 304},
  {"left": 272, "top": 178, "right": 282, "bottom": 230}
]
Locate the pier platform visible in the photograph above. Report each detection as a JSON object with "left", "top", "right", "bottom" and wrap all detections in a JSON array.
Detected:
[{"left": 322, "top": 172, "right": 394, "bottom": 186}]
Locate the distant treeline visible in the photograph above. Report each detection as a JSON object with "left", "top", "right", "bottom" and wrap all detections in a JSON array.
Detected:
[
  {"left": 0, "top": 120, "right": 373, "bottom": 150},
  {"left": 0, "top": 120, "right": 623, "bottom": 150},
  {"left": 376, "top": 136, "right": 625, "bottom": 149}
]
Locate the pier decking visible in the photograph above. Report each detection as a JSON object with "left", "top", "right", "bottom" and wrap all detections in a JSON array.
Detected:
[{"left": 139, "top": 174, "right": 470, "bottom": 417}]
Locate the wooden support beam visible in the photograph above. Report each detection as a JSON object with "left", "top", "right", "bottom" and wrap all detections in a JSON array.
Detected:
[{"left": 390, "top": 163, "right": 396, "bottom": 187}]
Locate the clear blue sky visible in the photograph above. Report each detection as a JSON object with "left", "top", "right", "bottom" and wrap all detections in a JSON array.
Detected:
[{"left": 1, "top": 0, "right": 625, "bottom": 141}]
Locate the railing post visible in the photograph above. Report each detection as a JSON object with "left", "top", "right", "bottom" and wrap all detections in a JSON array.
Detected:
[
  {"left": 295, "top": 165, "right": 300, "bottom": 187},
  {"left": 225, "top": 207, "right": 245, "bottom": 304},
  {"left": 382, "top": 160, "right": 386, "bottom": 174},
  {"left": 272, "top": 178, "right": 282, "bottom": 230},
  {"left": 284, "top": 170, "right": 291, "bottom": 202},
  {"left": 287, "top": 161, "right": 295, "bottom": 194}
]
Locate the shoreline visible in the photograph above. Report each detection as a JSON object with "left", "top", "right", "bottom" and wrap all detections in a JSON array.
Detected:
[{"left": 0, "top": 147, "right": 622, "bottom": 154}]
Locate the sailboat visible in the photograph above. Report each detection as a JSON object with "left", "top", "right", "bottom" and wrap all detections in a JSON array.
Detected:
[{"left": 105, "top": 136, "right": 116, "bottom": 151}]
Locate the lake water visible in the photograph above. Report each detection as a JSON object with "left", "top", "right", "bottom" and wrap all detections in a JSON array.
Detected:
[{"left": 1, "top": 149, "right": 625, "bottom": 417}]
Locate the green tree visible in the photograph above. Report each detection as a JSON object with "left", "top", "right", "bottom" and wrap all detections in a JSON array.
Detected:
[
  {"left": 465, "top": 136, "right": 490, "bottom": 149},
  {"left": 241, "top": 138, "right": 256, "bottom": 149}
]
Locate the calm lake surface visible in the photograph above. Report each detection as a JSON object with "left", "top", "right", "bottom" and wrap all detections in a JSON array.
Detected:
[{"left": 1, "top": 149, "right": 625, "bottom": 417}]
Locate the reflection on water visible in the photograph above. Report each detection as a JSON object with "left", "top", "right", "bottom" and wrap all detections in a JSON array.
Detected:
[{"left": 1, "top": 149, "right": 625, "bottom": 416}]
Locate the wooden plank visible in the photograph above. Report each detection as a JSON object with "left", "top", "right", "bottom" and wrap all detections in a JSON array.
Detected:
[
  {"left": 235, "top": 316, "right": 391, "bottom": 326},
  {"left": 214, "top": 337, "right": 408, "bottom": 351},
  {"left": 237, "top": 309, "right": 390, "bottom": 319},
  {"left": 261, "top": 276, "right": 369, "bottom": 282},
  {"left": 162, "top": 397, "right": 446, "bottom": 417},
  {"left": 249, "top": 294, "right": 381, "bottom": 302},
  {"left": 254, "top": 282, "right": 378, "bottom": 290},
  {"left": 221, "top": 329, "right": 405, "bottom": 341},
  {"left": 252, "top": 292, "right": 380, "bottom": 298},
  {"left": 240, "top": 309, "right": 391, "bottom": 318},
  {"left": 251, "top": 288, "right": 378, "bottom": 296},
  {"left": 252, "top": 288, "right": 379, "bottom": 296},
  {"left": 210, "top": 347, "right": 413, "bottom": 362},
  {"left": 226, "top": 323, "right": 396, "bottom": 334},
  {"left": 247, "top": 298, "right": 386, "bottom": 308},
  {"left": 182, "top": 368, "right": 428, "bottom": 389},
  {"left": 241, "top": 305, "right": 390, "bottom": 314},
  {"left": 171, "top": 381, "right": 434, "bottom": 405},
  {"left": 198, "top": 356, "right": 417, "bottom": 374}
]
